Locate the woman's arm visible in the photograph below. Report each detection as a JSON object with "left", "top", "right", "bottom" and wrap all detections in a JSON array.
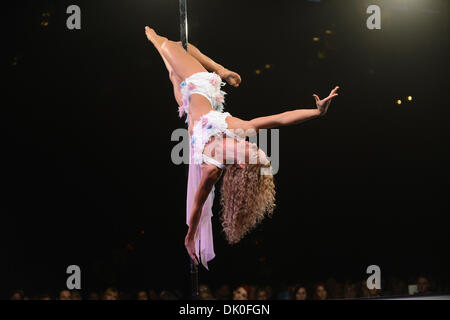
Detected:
[
  {"left": 185, "top": 164, "right": 222, "bottom": 265},
  {"left": 250, "top": 109, "right": 322, "bottom": 130},
  {"left": 249, "top": 87, "right": 340, "bottom": 130}
]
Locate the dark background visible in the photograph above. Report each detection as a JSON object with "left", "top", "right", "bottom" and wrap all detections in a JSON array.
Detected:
[{"left": 3, "top": 0, "right": 449, "bottom": 296}]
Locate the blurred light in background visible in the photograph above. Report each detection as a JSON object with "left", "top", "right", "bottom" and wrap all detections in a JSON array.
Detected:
[
  {"left": 396, "top": 99, "right": 402, "bottom": 105},
  {"left": 408, "top": 96, "right": 413, "bottom": 101},
  {"left": 317, "top": 51, "right": 326, "bottom": 59},
  {"left": 41, "top": 11, "right": 51, "bottom": 27}
]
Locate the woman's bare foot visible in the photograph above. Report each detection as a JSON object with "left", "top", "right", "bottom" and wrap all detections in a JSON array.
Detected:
[
  {"left": 145, "top": 26, "right": 167, "bottom": 47},
  {"left": 217, "top": 67, "right": 242, "bottom": 87}
]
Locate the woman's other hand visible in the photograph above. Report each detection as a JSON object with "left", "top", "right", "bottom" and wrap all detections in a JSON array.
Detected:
[
  {"left": 314, "top": 86, "right": 339, "bottom": 116},
  {"left": 184, "top": 234, "right": 199, "bottom": 266},
  {"left": 217, "top": 67, "right": 242, "bottom": 87}
]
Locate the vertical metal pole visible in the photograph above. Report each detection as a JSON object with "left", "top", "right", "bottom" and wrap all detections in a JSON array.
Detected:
[
  {"left": 179, "top": 0, "right": 189, "bottom": 51},
  {"left": 180, "top": 0, "right": 198, "bottom": 300}
]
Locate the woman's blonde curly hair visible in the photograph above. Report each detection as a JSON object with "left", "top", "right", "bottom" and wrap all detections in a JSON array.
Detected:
[{"left": 219, "top": 164, "right": 276, "bottom": 244}]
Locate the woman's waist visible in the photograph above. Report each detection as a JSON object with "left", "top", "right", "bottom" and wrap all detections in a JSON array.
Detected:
[{"left": 188, "top": 94, "right": 215, "bottom": 121}]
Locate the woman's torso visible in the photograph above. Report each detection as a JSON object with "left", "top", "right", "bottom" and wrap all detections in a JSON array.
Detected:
[{"left": 187, "top": 94, "right": 215, "bottom": 136}]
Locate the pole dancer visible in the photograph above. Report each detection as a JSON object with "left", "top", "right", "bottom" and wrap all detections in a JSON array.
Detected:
[{"left": 144, "top": 25, "right": 339, "bottom": 274}]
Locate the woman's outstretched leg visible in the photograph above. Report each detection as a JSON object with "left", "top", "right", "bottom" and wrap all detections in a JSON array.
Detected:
[
  {"left": 145, "top": 27, "right": 187, "bottom": 106},
  {"left": 145, "top": 27, "right": 207, "bottom": 81}
]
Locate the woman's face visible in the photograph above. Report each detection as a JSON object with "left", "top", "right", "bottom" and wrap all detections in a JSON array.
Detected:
[
  {"left": 316, "top": 285, "right": 327, "bottom": 300},
  {"left": 203, "top": 135, "right": 270, "bottom": 167},
  {"left": 233, "top": 287, "right": 248, "bottom": 300},
  {"left": 295, "top": 287, "right": 307, "bottom": 300}
]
